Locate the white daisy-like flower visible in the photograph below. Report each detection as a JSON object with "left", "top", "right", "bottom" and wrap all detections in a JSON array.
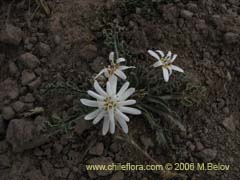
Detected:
[
  {"left": 95, "top": 52, "right": 135, "bottom": 81},
  {"left": 148, "top": 50, "right": 184, "bottom": 82},
  {"left": 80, "top": 78, "right": 141, "bottom": 135}
]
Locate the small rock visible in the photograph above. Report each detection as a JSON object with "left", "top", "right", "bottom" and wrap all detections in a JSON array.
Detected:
[
  {"left": 37, "top": 42, "right": 51, "bottom": 56},
  {"left": 224, "top": 32, "right": 239, "bottom": 44},
  {"left": 181, "top": 10, "right": 193, "bottom": 20},
  {"left": 194, "top": 148, "right": 217, "bottom": 162},
  {"left": 110, "top": 172, "right": 124, "bottom": 180},
  {"left": 6, "top": 119, "right": 49, "bottom": 152},
  {"left": 87, "top": 157, "right": 113, "bottom": 177},
  {"left": 0, "top": 78, "right": 19, "bottom": 101},
  {"left": 79, "top": 44, "right": 97, "bottom": 60},
  {"left": 9, "top": 62, "right": 19, "bottom": 76},
  {"left": 195, "top": 141, "right": 204, "bottom": 151},
  {"left": 28, "top": 77, "right": 41, "bottom": 90},
  {"left": 222, "top": 115, "right": 236, "bottom": 132},
  {"left": 74, "top": 120, "right": 91, "bottom": 136},
  {"left": 21, "top": 70, "right": 36, "bottom": 85},
  {"left": 186, "top": 3, "right": 198, "bottom": 13},
  {"left": 23, "top": 93, "right": 35, "bottom": 103},
  {"left": 54, "top": 35, "right": 61, "bottom": 45},
  {"left": 2, "top": 106, "right": 15, "bottom": 120},
  {"left": 19, "top": 53, "right": 40, "bottom": 69},
  {"left": 12, "top": 101, "right": 25, "bottom": 113},
  {"left": 0, "top": 24, "right": 23, "bottom": 45},
  {"left": 89, "top": 142, "right": 104, "bottom": 156}
]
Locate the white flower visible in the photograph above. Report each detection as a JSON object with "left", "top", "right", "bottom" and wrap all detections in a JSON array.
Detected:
[
  {"left": 95, "top": 52, "right": 135, "bottom": 81},
  {"left": 148, "top": 50, "right": 184, "bottom": 82},
  {"left": 80, "top": 78, "right": 141, "bottom": 135}
]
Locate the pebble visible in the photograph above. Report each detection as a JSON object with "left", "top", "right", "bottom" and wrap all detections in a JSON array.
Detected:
[
  {"left": 23, "top": 93, "right": 35, "bottom": 103},
  {"left": 21, "top": 70, "right": 36, "bottom": 85},
  {"left": 0, "top": 24, "right": 23, "bottom": 45},
  {"left": 2, "top": 106, "right": 15, "bottom": 120},
  {"left": 89, "top": 142, "right": 104, "bottom": 156},
  {"left": 19, "top": 53, "right": 40, "bottom": 69},
  {"left": 28, "top": 77, "right": 41, "bottom": 90},
  {"left": 37, "top": 42, "right": 51, "bottom": 56},
  {"left": 181, "top": 10, "right": 194, "bottom": 20},
  {"left": 222, "top": 115, "right": 236, "bottom": 132},
  {"left": 194, "top": 148, "right": 217, "bottom": 162},
  {"left": 12, "top": 101, "right": 25, "bottom": 113}
]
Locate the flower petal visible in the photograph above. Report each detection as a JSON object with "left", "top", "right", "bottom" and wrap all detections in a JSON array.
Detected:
[
  {"left": 94, "top": 81, "right": 107, "bottom": 97},
  {"left": 109, "top": 110, "right": 115, "bottom": 134},
  {"left": 118, "top": 66, "right": 135, "bottom": 71},
  {"left": 80, "top": 99, "right": 98, "bottom": 107},
  {"left": 166, "top": 51, "right": 172, "bottom": 59},
  {"left": 102, "top": 115, "right": 110, "bottom": 135},
  {"left": 119, "top": 107, "right": 141, "bottom": 115},
  {"left": 109, "top": 75, "right": 118, "bottom": 95},
  {"left": 114, "top": 69, "right": 127, "bottom": 80},
  {"left": 117, "top": 118, "right": 128, "bottom": 133},
  {"left": 152, "top": 61, "right": 163, "bottom": 67},
  {"left": 116, "top": 58, "right": 126, "bottom": 64},
  {"left": 162, "top": 67, "right": 169, "bottom": 82},
  {"left": 117, "top": 81, "right": 130, "bottom": 97},
  {"left": 168, "top": 66, "right": 172, "bottom": 75},
  {"left": 116, "top": 109, "right": 129, "bottom": 122},
  {"left": 121, "top": 88, "right": 135, "bottom": 100},
  {"left": 87, "top": 90, "right": 104, "bottom": 100},
  {"left": 95, "top": 68, "right": 107, "bottom": 79},
  {"left": 109, "top": 52, "right": 114, "bottom": 63},
  {"left": 171, "top": 54, "right": 177, "bottom": 62},
  {"left": 171, "top": 65, "right": 184, "bottom": 73},
  {"left": 106, "top": 81, "right": 113, "bottom": 95},
  {"left": 148, "top": 50, "right": 160, "bottom": 60},
  {"left": 93, "top": 110, "right": 105, "bottom": 124},
  {"left": 156, "top": 50, "right": 165, "bottom": 57},
  {"left": 118, "top": 100, "right": 136, "bottom": 106},
  {"left": 85, "top": 109, "right": 101, "bottom": 120}
]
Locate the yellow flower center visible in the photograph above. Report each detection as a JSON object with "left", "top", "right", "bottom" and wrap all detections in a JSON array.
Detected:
[
  {"left": 107, "top": 64, "right": 120, "bottom": 76},
  {"left": 161, "top": 58, "right": 171, "bottom": 68},
  {"left": 104, "top": 97, "right": 117, "bottom": 111}
]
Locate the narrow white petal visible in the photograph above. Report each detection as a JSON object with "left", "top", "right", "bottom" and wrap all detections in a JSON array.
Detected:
[
  {"left": 93, "top": 110, "right": 105, "bottom": 124},
  {"left": 95, "top": 68, "right": 107, "bottom": 79},
  {"left": 116, "top": 109, "right": 129, "bottom": 122},
  {"left": 148, "top": 50, "right": 160, "bottom": 60},
  {"left": 166, "top": 51, "right": 172, "bottom": 59},
  {"left": 94, "top": 81, "right": 107, "bottom": 97},
  {"left": 116, "top": 58, "right": 126, "bottom": 64},
  {"left": 168, "top": 66, "right": 172, "bottom": 75},
  {"left": 104, "top": 70, "right": 109, "bottom": 77},
  {"left": 80, "top": 99, "right": 99, "bottom": 107},
  {"left": 119, "top": 107, "right": 141, "bottom": 115},
  {"left": 118, "top": 66, "right": 135, "bottom": 71},
  {"left": 118, "top": 100, "right": 136, "bottom": 106},
  {"left": 171, "top": 65, "right": 184, "bottom": 73},
  {"left": 106, "top": 81, "right": 113, "bottom": 95},
  {"left": 171, "top": 54, "right": 177, "bottom": 62},
  {"left": 117, "top": 118, "right": 128, "bottom": 133},
  {"left": 117, "top": 81, "right": 130, "bottom": 97},
  {"left": 121, "top": 88, "right": 135, "bottom": 100},
  {"left": 156, "top": 50, "right": 164, "bottom": 57},
  {"left": 162, "top": 67, "right": 169, "bottom": 82},
  {"left": 109, "top": 52, "right": 114, "bottom": 63},
  {"left": 114, "top": 69, "right": 127, "bottom": 80},
  {"left": 109, "top": 110, "right": 115, "bottom": 134},
  {"left": 109, "top": 76, "right": 118, "bottom": 95},
  {"left": 102, "top": 115, "right": 110, "bottom": 135},
  {"left": 85, "top": 109, "right": 101, "bottom": 120},
  {"left": 152, "top": 61, "right": 163, "bottom": 68},
  {"left": 87, "top": 90, "right": 104, "bottom": 100}
]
